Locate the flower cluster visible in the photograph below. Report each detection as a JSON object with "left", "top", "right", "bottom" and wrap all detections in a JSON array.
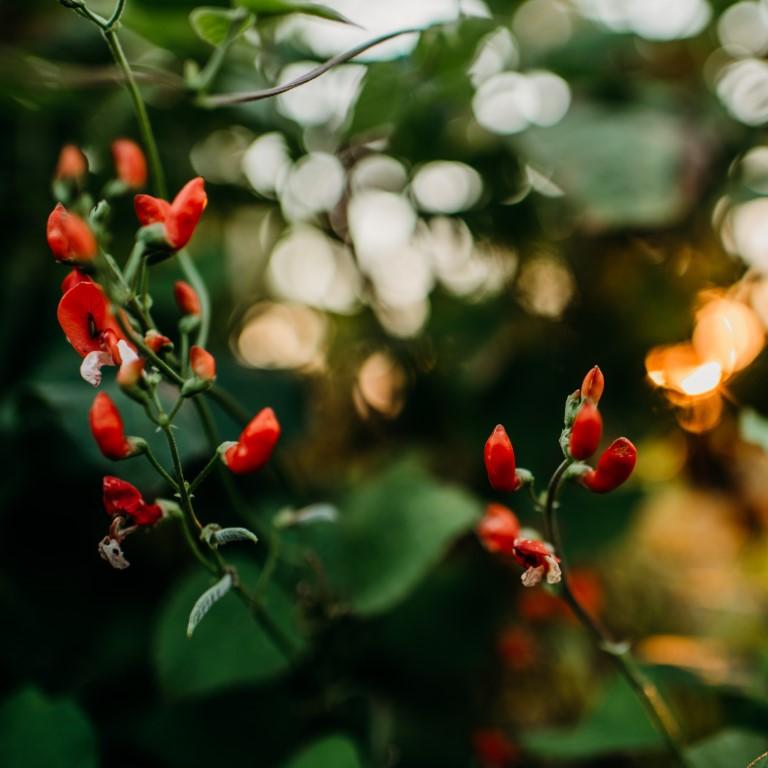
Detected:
[
  {"left": 477, "top": 366, "right": 637, "bottom": 587},
  {"left": 48, "top": 141, "right": 281, "bottom": 568}
]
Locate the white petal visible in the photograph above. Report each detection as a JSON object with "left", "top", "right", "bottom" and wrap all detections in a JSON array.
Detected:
[
  {"left": 545, "top": 555, "right": 562, "bottom": 584},
  {"left": 521, "top": 565, "right": 545, "bottom": 587},
  {"left": 80, "top": 350, "right": 114, "bottom": 387},
  {"left": 98, "top": 537, "right": 130, "bottom": 569},
  {"left": 117, "top": 339, "right": 139, "bottom": 364}
]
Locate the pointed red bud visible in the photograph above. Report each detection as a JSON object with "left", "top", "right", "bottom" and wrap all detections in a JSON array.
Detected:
[
  {"left": 112, "top": 138, "right": 147, "bottom": 188},
  {"left": 174, "top": 280, "right": 201, "bottom": 316},
  {"left": 47, "top": 203, "right": 97, "bottom": 263},
  {"left": 581, "top": 437, "right": 637, "bottom": 493},
  {"left": 569, "top": 402, "right": 603, "bottom": 460},
  {"left": 476, "top": 503, "right": 520, "bottom": 556},
  {"left": 190, "top": 345, "right": 216, "bottom": 381},
  {"left": 144, "top": 329, "right": 173, "bottom": 353},
  {"left": 89, "top": 392, "right": 134, "bottom": 460},
  {"left": 55, "top": 144, "right": 88, "bottom": 181},
  {"left": 581, "top": 365, "right": 604, "bottom": 404},
  {"left": 484, "top": 424, "right": 520, "bottom": 492},
  {"left": 223, "top": 407, "right": 281, "bottom": 474}
]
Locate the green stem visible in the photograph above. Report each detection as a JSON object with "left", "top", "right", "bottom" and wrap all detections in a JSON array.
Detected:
[
  {"left": 189, "top": 449, "right": 222, "bottom": 494},
  {"left": 104, "top": 0, "right": 126, "bottom": 30},
  {"left": 124, "top": 240, "right": 146, "bottom": 287},
  {"left": 543, "top": 460, "right": 690, "bottom": 766},
  {"left": 101, "top": 27, "right": 167, "bottom": 198},
  {"left": 142, "top": 443, "right": 179, "bottom": 489}
]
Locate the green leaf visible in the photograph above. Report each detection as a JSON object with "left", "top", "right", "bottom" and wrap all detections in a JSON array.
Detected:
[
  {"left": 687, "top": 729, "right": 768, "bottom": 768},
  {"left": 154, "top": 560, "right": 305, "bottom": 696},
  {"left": 0, "top": 688, "right": 98, "bottom": 768},
  {"left": 282, "top": 735, "right": 362, "bottom": 768},
  {"left": 285, "top": 459, "right": 481, "bottom": 615},
  {"left": 522, "top": 675, "right": 665, "bottom": 758},
  {"left": 190, "top": 7, "right": 254, "bottom": 47},
  {"left": 235, "top": 0, "right": 356, "bottom": 25},
  {"left": 740, "top": 408, "right": 768, "bottom": 453}
]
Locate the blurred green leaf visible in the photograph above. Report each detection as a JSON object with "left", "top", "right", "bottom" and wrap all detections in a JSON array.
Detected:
[
  {"left": 286, "top": 459, "right": 481, "bottom": 615},
  {"left": 154, "top": 560, "right": 305, "bottom": 696},
  {"left": 235, "top": 0, "right": 356, "bottom": 25},
  {"left": 687, "top": 729, "right": 768, "bottom": 768},
  {"left": 189, "top": 7, "right": 255, "bottom": 47},
  {"left": 522, "top": 674, "right": 665, "bottom": 758},
  {"left": 282, "top": 735, "right": 362, "bottom": 768},
  {"left": 0, "top": 688, "right": 98, "bottom": 768}
]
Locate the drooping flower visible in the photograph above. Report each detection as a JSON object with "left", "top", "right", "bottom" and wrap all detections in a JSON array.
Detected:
[
  {"left": 484, "top": 424, "right": 520, "bottom": 492},
  {"left": 476, "top": 503, "right": 520, "bottom": 556},
  {"left": 103, "top": 476, "right": 162, "bottom": 526},
  {"left": 112, "top": 138, "right": 147, "bottom": 188},
  {"left": 47, "top": 203, "right": 97, "bottom": 263},
  {"left": 57, "top": 281, "right": 138, "bottom": 386},
  {"left": 569, "top": 401, "right": 603, "bottom": 460},
  {"left": 580, "top": 437, "right": 637, "bottom": 493},
  {"left": 190, "top": 345, "right": 216, "bottom": 381},
  {"left": 134, "top": 177, "right": 207, "bottom": 250},
  {"left": 512, "top": 538, "right": 562, "bottom": 587},
  {"left": 54, "top": 144, "right": 88, "bottom": 182},
  {"left": 89, "top": 392, "right": 135, "bottom": 460},
  {"left": 223, "top": 407, "right": 281, "bottom": 474}
]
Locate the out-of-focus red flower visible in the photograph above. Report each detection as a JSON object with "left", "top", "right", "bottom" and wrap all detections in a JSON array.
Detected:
[
  {"left": 518, "top": 587, "right": 563, "bottom": 622},
  {"left": 103, "top": 476, "right": 161, "bottom": 526},
  {"left": 134, "top": 177, "right": 207, "bottom": 249},
  {"left": 112, "top": 138, "right": 147, "bottom": 188},
  {"left": 484, "top": 425, "right": 520, "bottom": 492},
  {"left": 223, "top": 407, "right": 281, "bottom": 474},
  {"left": 569, "top": 401, "right": 603, "bottom": 460},
  {"left": 55, "top": 144, "right": 88, "bottom": 181},
  {"left": 581, "top": 365, "right": 604, "bottom": 404},
  {"left": 497, "top": 625, "right": 537, "bottom": 670},
  {"left": 174, "top": 280, "right": 201, "bottom": 316},
  {"left": 581, "top": 437, "right": 637, "bottom": 493},
  {"left": 47, "top": 203, "right": 97, "bottom": 263},
  {"left": 190, "top": 345, "right": 216, "bottom": 381},
  {"left": 144, "top": 329, "right": 173, "bottom": 353},
  {"left": 89, "top": 392, "right": 134, "bottom": 460},
  {"left": 476, "top": 503, "right": 520, "bottom": 556},
  {"left": 472, "top": 729, "right": 519, "bottom": 768},
  {"left": 569, "top": 568, "right": 603, "bottom": 620},
  {"left": 60, "top": 268, "right": 93, "bottom": 294}
]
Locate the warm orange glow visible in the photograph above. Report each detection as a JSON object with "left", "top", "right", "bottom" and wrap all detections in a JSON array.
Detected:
[
  {"left": 645, "top": 343, "right": 722, "bottom": 396},
  {"left": 675, "top": 393, "right": 724, "bottom": 434},
  {"left": 679, "top": 361, "right": 722, "bottom": 396},
  {"left": 692, "top": 296, "right": 764, "bottom": 375}
]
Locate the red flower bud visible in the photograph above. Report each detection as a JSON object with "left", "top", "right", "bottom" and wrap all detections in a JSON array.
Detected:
[
  {"left": 144, "top": 329, "right": 173, "bottom": 353},
  {"left": 223, "top": 407, "right": 281, "bottom": 474},
  {"left": 89, "top": 393, "right": 134, "bottom": 460},
  {"left": 60, "top": 268, "right": 93, "bottom": 294},
  {"left": 476, "top": 503, "right": 520, "bottom": 555},
  {"left": 134, "top": 177, "right": 207, "bottom": 250},
  {"left": 47, "top": 203, "right": 97, "bottom": 263},
  {"left": 484, "top": 424, "right": 520, "bottom": 492},
  {"left": 190, "top": 345, "right": 216, "bottom": 381},
  {"left": 569, "top": 401, "right": 603, "bottom": 460},
  {"left": 55, "top": 144, "right": 88, "bottom": 181},
  {"left": 174, "top": 280, "right": 201, "bottom": 316},
  {"left": 581, "top": 365, "right": 604, "bottom": 404},
  {"left": 581, "top": 437, "right": 637, "bottom": 493},
  {"left": 103, "top": 476, "right": 162, "bottom": 526},
  {"left": 112, "top": 138, "right": 147, "bottom": 188}
]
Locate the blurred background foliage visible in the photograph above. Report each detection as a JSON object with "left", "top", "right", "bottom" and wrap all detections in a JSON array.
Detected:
[{"left": 4, "top": 0, "right": 768, "bottom": 765}]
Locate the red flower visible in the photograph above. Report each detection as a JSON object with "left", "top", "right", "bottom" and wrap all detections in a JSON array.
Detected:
[
  {"left": 569, "top": 401, "right": 603, "bottom": 460},
  {"left": 581, "top": 437, "right": 637, "bottom": 493},
  {"left": 476, "top": 503, "right": 520, "bottom": 555},
  {"left": 174, "top": 280, "right": 201, "bottom": 316},
  {"left": 484, "top": 424, "right": 520, "bottom": 492},
  {"left": 103, "top": 476, "right": 162, "bottom": 526},
  {"left": 190, "top": 345, "right": 216, "bottom": 381},
  {"left": 581, "top": 365, "right": 604, "bottom": 403},
  {"left": 112, "top": 139, "right": 147, "bottom": 188},
  {"left": 497, "top": 626, "right": 537, "bottom": 670},
  {"left": 144, "top": 329, "right": 173, "bottom": 353},
  {"left": 55, "top": 144, "right": 87, "bottom": 181},
  {"left": 47, "top": 203, "right": 97, "bottom": 263},
  {"left": 60, "top": 268, "right": 93, "bottom": 294},
  {"left": 134, "top": 177, "right": 207, "bottom": 249},
  {"left": 472, "top": 729, "right": 519, "bottom": 768},
  {"left": 223, "top": 407, "right": 281, "bottom": 474},
  {"left": 512, "top": 539, "right": 561, "bottom": 587},
  {"left": 57, "top": 281, "right": 137, "bottom": 386},
  {"left": 89, "top": 392, "right": 134, "bottom": 460}
]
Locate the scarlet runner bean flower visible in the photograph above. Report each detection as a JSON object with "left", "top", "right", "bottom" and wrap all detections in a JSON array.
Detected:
[
  {"left": 103, "top": 476, "right": 162, "bottom": 526},
  {"left": 134, "top": 177, "right": 207, "bottom": 250},
  {"left": 60, "top": 268, "right": 92, "bottom": 294},
  {"left": 580, "top": 437, "right": 637, "bottom": 493},
  {"left": 112, "top": 138, "right": 147, "bottom": 188},
  {"left": 476, "top": 503, "right": 520, "bottom": 554},
  {"left": 484, "top": 425, "right": 522, "bottom": 492},
  {"left": 57, "top": 280, "right": 139, "bottom": 386},
  {"left": 89, "top": 392, "right": 136, "bottom": 460},
  {"left": 569, "top": 401, "right": 603, "bottom": 460},
  {"left": 55, "top": 144, "right": 87, "bottom": 182},
  {"left": 47, "top": 203, "right": 97, "bottom": 263},
  {"left": 174, "top": 280, "right": 201, "bottom": 316},
  {"left": 581, "top": 364, "right": 604, "bottom": 403},
  {"left": 223, "top": 407, "right": 281, "bottom": 474},
  {"left": 190, "top": 345, "right": 216, "bottom": 381}
]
